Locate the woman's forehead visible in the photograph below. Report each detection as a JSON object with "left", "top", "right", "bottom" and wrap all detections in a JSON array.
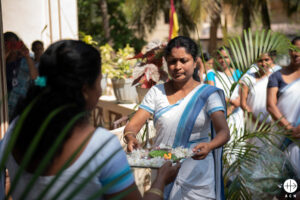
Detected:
[
  {"left": 170, "top": 47, "right": 190, "bottom": 56},
  {"left": 218, "top": 49, "right": 228, "bottom": 55}
]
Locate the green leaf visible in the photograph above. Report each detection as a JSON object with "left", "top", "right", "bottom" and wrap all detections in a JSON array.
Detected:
[
  {"left": 19, "top": 112, "right": 86, "bottom": 199},
  {"left": 7, "top": 105, "right": 72, "bottom": 199}
]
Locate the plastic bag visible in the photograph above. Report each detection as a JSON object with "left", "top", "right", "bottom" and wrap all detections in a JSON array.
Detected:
[{"left": 239, "top": 145, "right": 298, "bottom": 199}]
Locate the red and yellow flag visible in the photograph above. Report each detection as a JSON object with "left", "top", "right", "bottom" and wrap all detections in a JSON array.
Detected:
[{"left": 169, "top": 0, "right": 179, "bottom": 40}]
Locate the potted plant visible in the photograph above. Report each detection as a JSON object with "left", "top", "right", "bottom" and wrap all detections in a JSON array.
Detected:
[
  {"left": 100, "top": 44, "right": 138, "bottom": 103},
  {"left": 130, "top": 40, "right": 169, "bottom": 103}
]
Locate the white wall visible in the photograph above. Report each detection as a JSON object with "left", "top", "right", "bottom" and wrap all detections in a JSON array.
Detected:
[{"left": 2, "top": 0, "right": 78, "bottom": 49}]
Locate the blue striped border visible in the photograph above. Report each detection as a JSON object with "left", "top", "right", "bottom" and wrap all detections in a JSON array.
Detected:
[
  {"left": 139, "top": 104, "right": 154, "bottom": 114},
  {"left": 207, "top": 106, "right": 225, "bottom": 116}
]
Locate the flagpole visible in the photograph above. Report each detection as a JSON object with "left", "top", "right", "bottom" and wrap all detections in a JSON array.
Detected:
[{"left": 168, "top": 0, "right": 174, "bottom": 40}]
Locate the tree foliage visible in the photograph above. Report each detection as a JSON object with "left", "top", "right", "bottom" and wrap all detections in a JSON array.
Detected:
[{"left": 78, "top": 0, "right": 146, "bottom": 52}]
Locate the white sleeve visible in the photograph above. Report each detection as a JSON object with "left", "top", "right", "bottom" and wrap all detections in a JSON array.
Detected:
[
  {"left": 205, "top": 92, "right": 225, "bottom": 116},
  {"left": 139, "top": 86, "right": 158, "bottom": 114},
  {"left": 93, "top": 128, "right": 135, "bottom": 194},
  {"left": 241, "top": 73, "right": 255, "bottom": 87}
]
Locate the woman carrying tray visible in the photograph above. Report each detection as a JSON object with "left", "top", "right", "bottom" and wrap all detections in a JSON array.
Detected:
[
  {"left": 0, "top": 40, "right": 180, "bottom": 200},
  {"left": 124, "top": 36, "right": 230, "bottom": 200}
]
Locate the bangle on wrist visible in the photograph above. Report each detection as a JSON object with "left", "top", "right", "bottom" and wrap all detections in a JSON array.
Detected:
[
  {"left": 146, "top": 188, "right": 163, "bottom": 199},
  {"left": 123, "top": 131, "right": 136, "bottom": 144}
]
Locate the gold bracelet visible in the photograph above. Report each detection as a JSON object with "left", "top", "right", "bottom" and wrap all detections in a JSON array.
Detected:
[
  {"left": 146, "top": 188, "right": 163, "bottom": 199},
  {"left": 123, "top": 131, "right": 136, "bottom": 144}
]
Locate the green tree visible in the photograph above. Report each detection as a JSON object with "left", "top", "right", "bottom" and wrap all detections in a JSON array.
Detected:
[
  {"left": 283, "top": 0, "right": 300, "bottom": 16},
  {"left": 124, "top": 0, "right": 197, "bottom": 38},
  {"left": 185, "top": 0, "right": 222, "bottom": 54},
  {"left": 78, "top": 0, "right": 146, "bottom": 51},
  {"left": 223, "top": 0, "right": 272, "bottom": 31}
]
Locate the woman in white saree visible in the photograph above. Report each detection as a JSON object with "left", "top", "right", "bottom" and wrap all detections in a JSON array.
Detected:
[
  {"left": 267, "top": 36, "right": 300, "bottom": 177},
  {"left": 206, "top": 48, "right": 244, "bottom": 151},
  {"left": 241, "top": 53, "right": 275, "bottom": 127},
  {"left": 124, "top": 36, "right": 230, "bottom": 200}
]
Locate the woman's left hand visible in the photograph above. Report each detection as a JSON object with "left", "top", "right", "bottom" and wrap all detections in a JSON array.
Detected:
[{"left": 192, "top": 142, "right": 212, "bottom": 160}]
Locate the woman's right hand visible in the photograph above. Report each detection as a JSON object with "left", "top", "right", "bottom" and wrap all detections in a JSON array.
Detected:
[
  {"left": 126, "top": 135, "right": 140, "bottom": 152},
  {"left": 157, "top": 161, "right": 181, "bottom": 185},
  {"left": 291, "top": 125, "right": 300, "bottom": 139}
]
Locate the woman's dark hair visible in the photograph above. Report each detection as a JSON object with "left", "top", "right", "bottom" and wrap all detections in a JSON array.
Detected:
[
  {"left": 4, "top": 31, "right": 19, "bottom": 42},
  {"left": 31, "top": 40, "right": 44, "bottom": 51},
  {"left": 258, "top": 50, "right": 276, "bottom": 61},
  {"left": 291, "top": 36, "right": 300, "bottom": 45},
  {"left": 164, "top": 36, "right": 198, "bottom": 61},
  {"left": 217, "top": 46, "right": 232, "bottom": 57},
  {"left": 198, "top": 52, "right": 211, "bottom": 62},
  {"left": 12, "top": 40, "right": 101, "bottom": 168}
]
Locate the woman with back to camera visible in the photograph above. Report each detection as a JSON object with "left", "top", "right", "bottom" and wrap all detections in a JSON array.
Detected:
[
  {"left": 0, "top": 40, "right": 180, "bottom": 200},
  {"left": 124, "top": 36, "right": 230, "bottom": 200},
  {"left": 267, "top": 36, "right": 300, "bottom": 176}
]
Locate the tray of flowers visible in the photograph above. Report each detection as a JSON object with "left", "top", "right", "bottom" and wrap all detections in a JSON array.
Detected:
[{"left": 127, "top": 145, "right": 194, "bottom": 169}]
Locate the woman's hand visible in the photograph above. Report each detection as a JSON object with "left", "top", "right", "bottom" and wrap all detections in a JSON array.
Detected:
[
  {"left": 126, "top": 135, "right": 141, "bottom": 152},
  {"left": 291, "top": 125, "right": 300, "bottom": 139},
  {"left": 20, "top": 45, "right": 30, "bottom": 58},
  {"left": 124, "top": 109, "right": 151, "bottom": 152},
  {"left": 227, "top": 104, "right": 235, "bottom": 116},
  {"left": 192, "top": 142, "right": 212, "bottom": 160},
  {"left": 157, "top": 161, "right": 181, "bottom": 185}
]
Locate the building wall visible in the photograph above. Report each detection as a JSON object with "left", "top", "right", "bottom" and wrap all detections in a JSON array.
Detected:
[{"left": 2, "top": 0, "right": 78, "bottom": 49}]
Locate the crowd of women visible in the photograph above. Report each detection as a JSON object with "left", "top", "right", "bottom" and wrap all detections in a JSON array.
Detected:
[
  {"left": 0, "top": 35, "right": 299, "bottom": 200},
  {"left": 125, "top": 36, "right": 300, "bottom": 199}
]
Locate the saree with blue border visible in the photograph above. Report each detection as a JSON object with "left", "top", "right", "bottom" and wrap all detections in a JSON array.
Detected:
[
  {"left": 277, "top": 78, "right": 300, "bottom": 177},
  {"left": 153, "top": 84, "right": 227, "bottom": 200}
]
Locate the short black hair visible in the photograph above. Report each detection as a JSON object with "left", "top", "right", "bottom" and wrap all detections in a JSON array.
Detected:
[
  {"left": 201, "top": 52, "right": 211, "bottom": 62},
  {"left": 291, "top": 36, "right": 300, "bottom": 45},
  {"left": 31, "top": 40, "right": 44, "bottom": 51},
  {"left": 217, "top": 46, "right": 232, "bottom": 57}
]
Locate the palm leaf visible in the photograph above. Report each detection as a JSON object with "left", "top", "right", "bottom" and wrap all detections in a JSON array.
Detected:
[
  {"left": 223, "top": 109, "right": 295, "bottom": 199},
  {"left": 1, "top": 102, "right": 133, "bottom": 199},
  {"left": 18, "top": 111, "right": 86, "bottom": 199},
  {"left": 0, "top": 97, "right": 39, "bottom": 172},
  {"left": 6, "top": 105, "right": 72, "bottom": 199},
  {"left": 213, "top": 29, "right": 290, "bottom": 101}
]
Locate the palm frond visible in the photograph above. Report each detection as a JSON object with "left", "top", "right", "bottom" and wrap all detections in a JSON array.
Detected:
[
  {"left": 214, "top": 29, "right": 290, "bottom": 99},
  {"left": 19, "top": 111, "right": 86, "bottom": 199},
  {"left": 1, "top": 102, "right": 132, "bottom": 199},
  {"left": 7, "top": 105, "right": 72, "bottom": 198},
  {"left": 223, "top": 107, "right": 296, "bottom": 199}
]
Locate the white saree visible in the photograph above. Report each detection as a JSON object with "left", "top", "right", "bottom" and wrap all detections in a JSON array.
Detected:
[
  {"left": 214, "top": 70, "right": 244, "bottom": 144},
  {"left": 241, "top": 74, "right": 272, "bottom": 123},
  {"left": 277, "top": 78, "right": 300, "bottom": 177},
  {"left": 140, "top": 83, "right": 226, "bottom": 200}
]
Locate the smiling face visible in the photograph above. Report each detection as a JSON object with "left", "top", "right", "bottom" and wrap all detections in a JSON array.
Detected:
[
  {"left": 257, "top": 53, "right": 274, "bottom": 72},
  {"left": 166, "top": 47, "right": 196, "bottom": 83}
]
